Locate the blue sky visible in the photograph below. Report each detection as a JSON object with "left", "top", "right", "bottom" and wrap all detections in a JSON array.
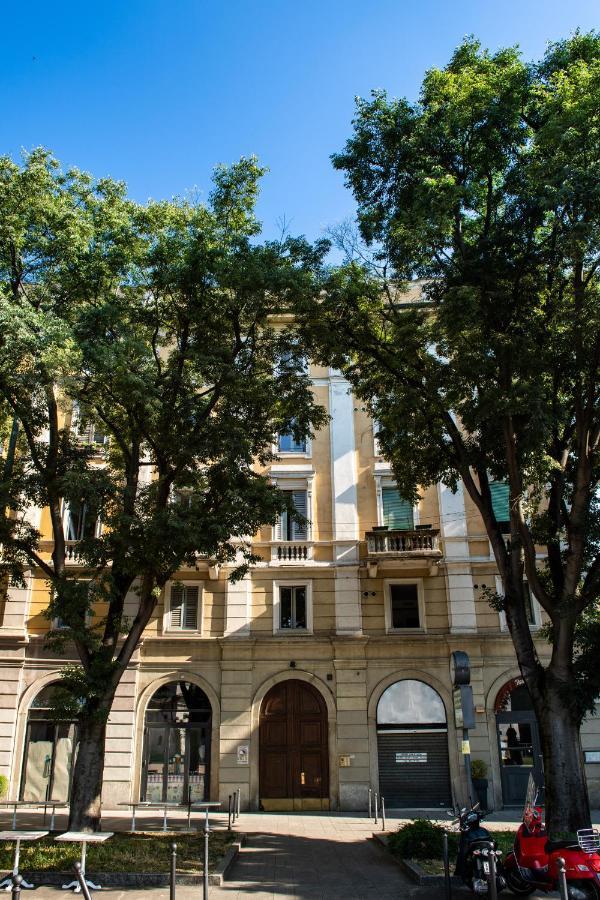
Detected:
[{"left": 2, "top": 0, "right": 598, "bottom": 244}]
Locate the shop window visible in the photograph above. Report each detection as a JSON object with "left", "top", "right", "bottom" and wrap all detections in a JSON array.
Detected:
[
  {"left": 385, "top": 581, "right": 424, "bottom": 631},
  {"left": 273, "top": 581, "right": 312, "bottom": 633},
  {"left": 20, "top": 683, "right": 78, "bottom": 802}
]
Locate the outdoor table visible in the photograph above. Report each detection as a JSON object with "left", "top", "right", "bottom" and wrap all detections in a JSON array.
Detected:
[
  {"left": 0, "top": 830, "right": 48, "bottom": 891},
  {"left": 188, "top": 801, "right": 221, "bottom": 830},
  {"left": 0, "top": 801, "right": 67, "bottom": 831},
  {"left": 55, "top": 831, "right": 113, "bottom": 893},
  {"left": 118, "top": 800, "right": 221, "bottom": 831}
]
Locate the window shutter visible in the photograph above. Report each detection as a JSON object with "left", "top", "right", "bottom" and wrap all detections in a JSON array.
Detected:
[
  {"left": 184, "top": 587, "right": 199, "bottom": 630},
  {"left": 382, "top": 488, "right": 414, "bottom": 530},
  {"left": 170, "top": 586, "right": 184, "bottom": 628},
  {"left": 490, "top": 480, "right": 510, "bottom": 523},
  {"left": 292, "top": 490, "right": 308, "bottom": 540}
]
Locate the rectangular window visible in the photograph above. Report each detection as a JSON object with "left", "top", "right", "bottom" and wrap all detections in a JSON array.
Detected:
[
  {"left": 278, "top": 429, "right": 307, "bottom": 453},
  {"left": 278, "top": 490, "right": 308, "bottom": 540},
  {"left": 523, "top": 582, "right": 537, "bottom": 626},
  {"left": 279, "top": 585, "right": 307, "bottom": 629},
  {"left": 64, "top": 501, "right": 98, "bottom": 542},
  {"left": 390, "top": 583, "right": 420, "bottom": 629},
  {"left": 169, "top": 585, "right": 200, "bottom": 631},
  {"left": 382, "top": 487, "right": 414, "bottom": 530},
  {"left": 490, "top": 480, "right": 510, "bottom": 525}
]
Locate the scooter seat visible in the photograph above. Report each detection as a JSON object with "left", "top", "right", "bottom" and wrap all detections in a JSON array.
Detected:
[{"left": 545, "top": 839, "right": 578, "bottom": 853}]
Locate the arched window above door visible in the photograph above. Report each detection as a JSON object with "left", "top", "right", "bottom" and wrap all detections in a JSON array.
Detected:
[{"left": 377, "top": 679, "right": 446, "bottom": 727}]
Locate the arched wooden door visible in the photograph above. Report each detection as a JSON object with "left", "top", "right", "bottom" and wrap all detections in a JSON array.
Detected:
[{"left": 259, "top": 679, "right": 329, "bottom": 811}]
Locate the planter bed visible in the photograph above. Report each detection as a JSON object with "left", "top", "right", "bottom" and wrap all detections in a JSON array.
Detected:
[{"left": 0, "top": 830, "right": 244, "bottom": 887}]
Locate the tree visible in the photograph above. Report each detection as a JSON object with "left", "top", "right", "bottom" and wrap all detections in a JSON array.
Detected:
[
  {"left": 0, "top": 149, "right": 328, "bottom": 830},
  {"left": 299, "top": 33, "right": 600, "bottom": 837}
]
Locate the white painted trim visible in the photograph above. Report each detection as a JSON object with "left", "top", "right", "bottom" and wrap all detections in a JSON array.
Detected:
[
  {"left": 329, "top": 379, "right": 359, "bottom": 553},
  {"left": 384, "top": 578, "right": 426, "bottom": 633},
  {"left": 163, "top": 580, "right": 203, "bottom": 634},
  {"left": 272, "top": 579, "right": 313, "bottom": 635}
]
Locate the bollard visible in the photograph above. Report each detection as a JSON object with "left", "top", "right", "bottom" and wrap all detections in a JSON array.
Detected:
[
  {"left": 74, "top": 862, "right": 93, "bottom": 900},
  {"left": 237, "top": 787, "right": 241, "bottom": 819},
  {"left": 368, "top": 787, "right": 372, "bottom": 820},
  {"left": 203, "top": 808, "right": 210, "bottom": 900},
  {"left": 170, "top": 842, "right": 177, "bottom": 900},
  {"left": 381, "top": 796, "right": 386, "bottom": 832},
  {"left": 487, "top": 846, "right": 498, "bottom": 900},
  {"left": 11, "top": 873, "right": 22, "bottom": 900},
  {"left": 442, "top": 832, "right": 451, "bottom": 900},
  {"left": 556, "top": 857, "right": 569, "bottom": 900},
  {"left": 228, "top": 794, "right": 232, "bottom": 830},
  {"left": 374, "top": 792, "right": 378, "bottom": 825}
]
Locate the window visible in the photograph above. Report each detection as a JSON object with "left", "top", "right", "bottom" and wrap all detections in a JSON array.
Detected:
[
  {"left": 273, "top": 580, "right": 313, "bottom": 633},
  {"left": 497, "top": 576, "right": 541, "bottom": 630},
  {"left": 385, "top": 580, "right": 424, "bottom": 631},
  {"left": 64, "top": 501, "right": 98, "bottom": 542},
  {"left": 277, "top": 490, "right": 308, "bottom": 540},
  {"left": 490, "top": 480, "right": 510, "bottom": 529},
  {"left": 167, "top": 584, "right": 201, "bottom": 632},
  {"left": 382, "top": 487, "right": 414, "bottom": 530},
  {"left": 278, "top": 427, "right": 307, "bottom": 454}
]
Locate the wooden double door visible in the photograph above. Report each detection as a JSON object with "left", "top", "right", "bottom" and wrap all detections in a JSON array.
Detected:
[{"left": 259, "top": 680, "right": 329, "bottom": 810}]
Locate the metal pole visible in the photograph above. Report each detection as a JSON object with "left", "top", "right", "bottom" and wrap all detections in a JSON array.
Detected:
[
  {"left": 463, "top": 727, "right": 474, "bottom": 805},
  {"left": 187, "top": 786, "right": 192, "bottom": 829},
  {"left": 381, "top": 797, "right": 386, "bottom": 832},
  {"left": 374, "top": 792, "right": 378, "bottom": 825},
  {"left": 237, "top": 788, "right": 241, "bottom": 818},
  {"left": 74, "top": 862, "right": 93, "bottom": 900},
  {"left": 487, "top": 847, "right": 498, "bottom": 900},
  {"left": 368, "top": 787, "right": 372, "bottom": 819},
  {"left": 556, "top": 857, "right": 569, "bottom": 900},
  {"left": 442, "top": 832, "right": 452, "bottom": 900},
  {"left": 170, "top": 842, "right": 177, "bottom": 900},
  {"left": 203, "top": 808, "right": 210, "bottom": 900},
  {"left": 228, "top": 794, "right": 232, "bottom": 830},
  {"left": 11, "top": 874, "right": 22, "bottom": 900}
]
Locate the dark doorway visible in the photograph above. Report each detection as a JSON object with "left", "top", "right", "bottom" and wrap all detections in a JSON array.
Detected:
[
  {"left": 142, "top": 681, "right": 212, "bottom": 803},
  {"left": 259, "top": 679, "right": 329, "bottom": 810},
  {"left": 495, "top": 679, "right": 542, "bottom": 807},
  {"left": 376, "top": 679, "right": 452, "bottom": 808}
]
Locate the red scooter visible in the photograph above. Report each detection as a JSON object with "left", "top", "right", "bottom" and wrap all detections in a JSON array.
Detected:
[{"left": 504, "top": 774, "right": 600, "bottom": 899}]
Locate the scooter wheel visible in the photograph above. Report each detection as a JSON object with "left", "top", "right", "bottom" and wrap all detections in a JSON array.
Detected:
[
  {"left": 568, "top": 882, "right": 600, "bottom": 900},
  {"left": 504, "top": 868, "right": 536, "bottom": 896}
]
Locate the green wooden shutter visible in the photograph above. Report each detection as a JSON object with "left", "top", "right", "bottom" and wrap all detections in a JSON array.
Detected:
[
  {"left": 490, "top": 480, "right": 510, "bottom": 522},
  {"left": 382, "top": 488, "right": 414, "bottom": 530}
]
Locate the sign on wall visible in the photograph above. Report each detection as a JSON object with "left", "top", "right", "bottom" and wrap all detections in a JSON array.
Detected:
[
  {"left": 395, "top": 752, "right": 427, "bottom": 764},
  {"left": 237, "top": 744, "right": 249, "bottom": 765}
]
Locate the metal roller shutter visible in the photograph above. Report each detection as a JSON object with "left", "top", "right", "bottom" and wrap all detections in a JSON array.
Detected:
[{"left": 377, "top": 730, "right": 452, "bottom": 808}]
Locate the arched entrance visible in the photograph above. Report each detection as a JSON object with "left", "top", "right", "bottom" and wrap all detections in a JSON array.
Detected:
[
  {"left": 142, "top": 681, "right": 212, "bottom": 803},
  {"left": 20, "top": 683, "right": 78, "bottom": 802},
  {"left": 495, "top": 678, "right": 542, "bottom": 807},
  {"left": 376, "top": 679, "right": 451, "bottom": 808},
  {"left": 259, "top": 679, "right": 329, "bottom": 810}
]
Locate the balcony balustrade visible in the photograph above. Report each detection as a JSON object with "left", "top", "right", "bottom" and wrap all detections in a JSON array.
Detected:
[
  {"left": 271, "top": 542, "right": 313, "bottom": 564},
  {"left": 366, "top": 527, "right": 442, "bottom": 557}
]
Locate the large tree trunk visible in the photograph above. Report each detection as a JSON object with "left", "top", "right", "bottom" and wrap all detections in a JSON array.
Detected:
[
  {"left": 68, "top": 717, "right": 108, "bottom": 832},
  {"left": 534, "top": 683, "right": 591, "bottom": 838}
]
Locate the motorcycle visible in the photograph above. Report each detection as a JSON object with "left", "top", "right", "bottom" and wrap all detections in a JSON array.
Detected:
[
  {"left": 452, "top": 801, "right": 506, "bottom": 895},
  {"left": 504, "top": 773, "right": 600, "bottom": 899}
]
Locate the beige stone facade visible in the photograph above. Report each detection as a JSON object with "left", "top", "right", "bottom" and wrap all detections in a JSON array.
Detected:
[{"left": 1, "top": 366, "right": 599, "bottom": 811}]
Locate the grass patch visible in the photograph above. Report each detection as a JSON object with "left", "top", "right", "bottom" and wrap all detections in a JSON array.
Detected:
[
  {"left": 0, "top": 830, "right": 236, "bottom": 875},
  {"left": 387, "top": 829, "right": 516, "bottom": 874}
]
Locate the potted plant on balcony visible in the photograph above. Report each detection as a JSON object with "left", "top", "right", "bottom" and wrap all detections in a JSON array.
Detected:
[{"left": 471, "top": 759, "right": 489, "bottom": 811}]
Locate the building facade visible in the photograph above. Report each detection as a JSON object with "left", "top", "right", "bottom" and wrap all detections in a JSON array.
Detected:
[{"left": 1, "top": 363, "right": 599, "bottom": 812}]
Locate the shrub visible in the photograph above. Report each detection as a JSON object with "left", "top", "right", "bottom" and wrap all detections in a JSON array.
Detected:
[
  {"left": 471, "top": 759, "right": 488, "bottom": 780},
  {"left": 0, "top": 775, "right": 8, "bottom": 799},
  {"left": 387, "top": 818, "right": 457, "bottom": 860}
]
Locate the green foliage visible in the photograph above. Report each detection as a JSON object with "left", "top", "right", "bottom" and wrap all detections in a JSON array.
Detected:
[
  {"left": 0, "top": 775, "right": 8, "bottom": 799},
  {"left": 387, "top": 819, "right": 456, "bottom": 860},
  {"left": 471, "top": 759, "right": 488, "bottom": 780}
]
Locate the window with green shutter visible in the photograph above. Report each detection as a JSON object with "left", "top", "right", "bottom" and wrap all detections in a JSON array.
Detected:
[
  {"left": 382, "top": 487, "right": 414, "bottom": 530},
  {"left": 169, "top": 585, "right": 200, "bottom": 631},
  {"left": 490, "top": 480, "right": 510, "bottom": 524}
]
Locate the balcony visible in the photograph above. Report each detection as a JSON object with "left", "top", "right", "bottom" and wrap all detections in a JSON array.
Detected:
[
  {"left": 365, "top": 527, "right": 442, "bottom": 576},
  {"left": 271, "top": 542, "right": 313, "bottom": 565},
  {"left": 65, "top": 541, "right": 84, "bottom": 564}
]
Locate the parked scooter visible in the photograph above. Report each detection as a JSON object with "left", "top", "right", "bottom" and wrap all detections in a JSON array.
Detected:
[
  {"left": 452, "top": 802, "right": 506, "bottom": 895},
  {"left": 504, "top": 773, "right": 600, "bottom": 898}
]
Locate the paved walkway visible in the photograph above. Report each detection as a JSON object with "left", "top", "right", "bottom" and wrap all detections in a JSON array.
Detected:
[{"left": 0, "top": 810, "right": 570, "bottom": 898}]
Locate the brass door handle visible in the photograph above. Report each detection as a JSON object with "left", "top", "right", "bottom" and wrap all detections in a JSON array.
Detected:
[{"left": 300, "top": 772, "right": 305, "bottom": 785}]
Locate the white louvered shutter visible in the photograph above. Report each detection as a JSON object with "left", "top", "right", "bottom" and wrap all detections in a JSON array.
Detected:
[
  {"left": 170, "top": 586, "right": 184, "bottom": 628},
  {"left": 292, "top": 490, "right": 308, "bottom": 540},
  {"left": 183, "top": 587, "right": 199, "bottom": 630}
]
